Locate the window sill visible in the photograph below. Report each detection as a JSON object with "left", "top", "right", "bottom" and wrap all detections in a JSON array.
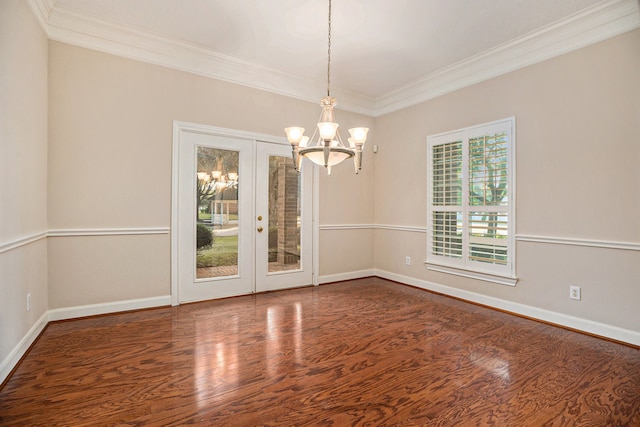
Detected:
[{"left": 425, "top": 262, "right": 518, "bottom": 286}]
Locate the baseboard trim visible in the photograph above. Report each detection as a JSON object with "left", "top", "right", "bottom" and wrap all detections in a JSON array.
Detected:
[
  {"left": 48, "top": 295, "right": 172, "bottom": 321},
  {"left": 319, "top": 269, "right": 376, "bottom": 284},
  {"left": 0, "top": 311, "right": 49, "bottom": 385},
  {"left": 374, "top": 269, "right": 640, "bottom": 346}
]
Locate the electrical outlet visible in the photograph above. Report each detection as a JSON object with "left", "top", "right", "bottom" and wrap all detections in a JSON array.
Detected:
[
  {"left": 569, "top": 286, "right": 581, "bottom": 301},
  {"left": 405, "top": 256, "right": 411, "bottom": 266},
  {"left": 27, "top": 293, "right": 31, "bottom": 312}
]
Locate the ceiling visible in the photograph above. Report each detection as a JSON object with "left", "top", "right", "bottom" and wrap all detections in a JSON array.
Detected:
[{"left": 32, "top": 0, "right": 640, "bottom": 116}]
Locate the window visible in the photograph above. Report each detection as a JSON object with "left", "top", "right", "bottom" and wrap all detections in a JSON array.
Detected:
[{"left": 427, "top": 118, "right": 516, "bottom": 285}]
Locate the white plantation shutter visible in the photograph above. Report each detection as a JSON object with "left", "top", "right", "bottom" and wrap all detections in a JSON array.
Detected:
[
  {"left": 432, "top": 141, "right": 462, "bottom": 206},
  {"left": 427, "top": 118, "right": 515, "bottom": 281},
  {"left": 431, "top": 141, "right": 463, "bottom": 260}
]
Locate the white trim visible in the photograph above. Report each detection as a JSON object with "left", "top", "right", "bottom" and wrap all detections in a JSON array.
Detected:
[
  {"left": 2, "top": 295, "right": 171, "bottom": 383},
  {"left": 425, "top": 263, "right": 518, "bottom": 287},
  {"left": 313, "top": 167, "right": 320, "bottom": 286},
  {"left": 319, "top": 269, "right": 376, "bottom": 285},
  {"left": 0, "top": 229, "right": 172, "bottom": 254},
  {"left": 374, "top": 269, "right": 640, "bottom": 346},
  {"left": 35, "top": 0, "right": 639, "bottom": 117},
  {"left": 0, "top": 231, "right": 48, "bottom": 254},
  {"left": 517, "top": 234, "right": 640, "bottom": 251},
  {"left": 45, "top": 6, "right": 374, "bottom": 116},
  {"left": 0, "top": 311, "right": 49, "bottom": 385},
  {"left": 47, "top": 228, "right": 169, "bottom": 237},
  {"left": 320, "top": 224, "right": 427, "bottom": 233},
  {"left": 26, "top": 0, "right": 54, "bottom": 34},
  {"left": 375, "top": 224, "right": 427, "bottom": 233},
  {"left": 48, "top": 295, "right": 171, "bottom": 322},
  {"left": 319, "top": 225, "right": 639, "bottom": 252},
  {"left": 320, "top": 224, "right": 376, "bottom": 231},
  {"left": 374, "top": 0, "right": 640, "bottom": 116},
  {"left": 171, "top": 122, "right": 181, "bottom": 306},
  {"left": 173, "top": 121, "right": 290, "bottom": 146}
]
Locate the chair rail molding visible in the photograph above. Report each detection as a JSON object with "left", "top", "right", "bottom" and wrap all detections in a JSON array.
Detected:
[
  {"left": 516, "top": 234, "right": 640, "bottom": 251},
  {"left": 319, "top": 225, "right": 640, "bottom": 251},
  {"left": 320, "top": 224, "right": 427, "bottom": 233},
  {"left": 47, "top": 227, "right": 170, "bottom": 237},
  {"left": 0, "top": 231, "right": 48, "bottom": 254}
]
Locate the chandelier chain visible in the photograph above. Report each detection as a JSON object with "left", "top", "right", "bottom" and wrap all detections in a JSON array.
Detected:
[{"left": 327, "top": 0, "right": 332, "bottom": 96}]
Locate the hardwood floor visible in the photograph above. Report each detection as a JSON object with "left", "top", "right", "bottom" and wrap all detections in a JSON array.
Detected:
[{"left": 1, "top": 277, "right": 639, "bottom": 426}]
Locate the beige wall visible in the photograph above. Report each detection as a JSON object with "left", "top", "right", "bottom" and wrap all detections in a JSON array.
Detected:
[
  {"left": 0, "top": 1, "right": 49, "bottom": 369},
  {"left": 47, "top": 42, "right": 375, "bottom": 307},
  {"left": 47, "top": 235, "right": 170, "bottom": 308},
  {"left": 3, "top": 5, "right": 638, "bottom": 376},
  {"left": 373, "top": 29, "right": 640, "bottom": 332},
  {"left": 319, "top": 229, "right": 374, "bottom": 277}
]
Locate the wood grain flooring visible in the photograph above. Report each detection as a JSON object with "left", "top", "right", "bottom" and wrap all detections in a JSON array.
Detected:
[{"left": 1, "top": 278, "right": 639, "bottom": 426}]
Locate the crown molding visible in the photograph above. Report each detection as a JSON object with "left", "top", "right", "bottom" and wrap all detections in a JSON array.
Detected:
[
  {"left": 374, "top": 0, "right": 640, "bottom": 116},
  {"left": 34, "top": 0, "right": 640, "bottom": 117},
  {"left": 26, "top": 0, "right": 56, "bottom": 34},
  {"left": 44, "top": 6, "right": 376, "bottom": 116}
]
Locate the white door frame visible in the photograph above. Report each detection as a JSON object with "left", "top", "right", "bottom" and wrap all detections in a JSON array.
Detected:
[{"left": 171, "top": 121, "right": 319, "bottom": 306}]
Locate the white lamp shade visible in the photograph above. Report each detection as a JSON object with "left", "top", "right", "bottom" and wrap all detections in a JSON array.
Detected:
[
  {"left": 317, "top": 122, "right": 339, "bottom": 141},
  {"left": 299, "top": 136, "right": 310, "bottom": 147},
  {"left": 197, "top": 172, "right": 210, "bottom": 181},
  {"left": 211, "top": 170, "right": 222, "bottom": 180},
  {"left": 304, "top": 150, "right": 351, "bottom": 167},
  {"left": 285, "top": 127, "right": 305, "bottom": 145},
  {"left": 348, "top": 127, "right": 369, "bottom": 145},
  {"left": 228, "top": 172, "right": 238, "bottom": 181}
]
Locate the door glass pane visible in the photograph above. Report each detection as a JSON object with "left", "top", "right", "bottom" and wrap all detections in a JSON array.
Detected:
[
  {"left": 268, "top": 156, "right": 301, "bottom": 273},
  {"left": 196, "top": 147, "right": 239, "bottom": 279}
]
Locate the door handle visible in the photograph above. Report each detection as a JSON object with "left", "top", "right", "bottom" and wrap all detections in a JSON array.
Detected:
[{"left": 257, "top": 226, "right": 264, "bottom": 233}]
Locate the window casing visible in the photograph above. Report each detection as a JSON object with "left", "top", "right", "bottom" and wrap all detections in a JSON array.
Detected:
[{"left": 427, "top": 118, "right": 516, "bottom": 284}]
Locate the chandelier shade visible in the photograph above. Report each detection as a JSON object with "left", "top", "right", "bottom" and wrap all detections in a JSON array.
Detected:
[
  {"left": 300, "top": 146, "right": 353, "bottom": 168},
  {"left": 284, "top": 0, "right": 369, "bottom": 175}
]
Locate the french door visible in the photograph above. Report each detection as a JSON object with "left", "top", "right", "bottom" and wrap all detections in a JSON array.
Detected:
[{"left": 173, "top": 123, "right": 314, "bottom": 304}]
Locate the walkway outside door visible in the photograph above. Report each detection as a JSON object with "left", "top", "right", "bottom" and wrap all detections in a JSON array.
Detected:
[{"left": 172, "top": 122, "right": 314, "bottom": 304}]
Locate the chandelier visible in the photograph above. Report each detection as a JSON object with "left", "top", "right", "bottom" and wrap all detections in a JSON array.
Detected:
[{"left": 284, "top": 0, "right": 369, "bottom": 175}]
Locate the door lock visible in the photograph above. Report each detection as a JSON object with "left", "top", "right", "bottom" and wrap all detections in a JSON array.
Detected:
[{"left": 257, "top": 226, "right": 264, "bottom": 232}]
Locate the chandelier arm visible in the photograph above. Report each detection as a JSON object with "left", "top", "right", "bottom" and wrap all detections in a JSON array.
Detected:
[{"left": 309, "top": 127, "right": 319, "bottom": 146}]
